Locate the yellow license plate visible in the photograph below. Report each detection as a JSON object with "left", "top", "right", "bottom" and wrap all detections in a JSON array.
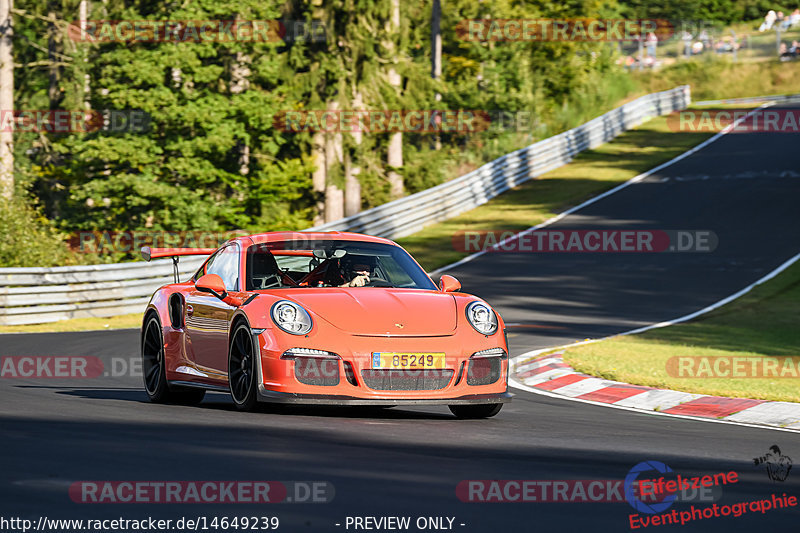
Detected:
[{"left": 371, "top": 352, "right": 447, "bottom": 370}]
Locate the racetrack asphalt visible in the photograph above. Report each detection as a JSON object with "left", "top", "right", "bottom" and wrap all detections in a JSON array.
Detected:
[{"left": 2, "top": 122, "right": 799, "bottom": 532}]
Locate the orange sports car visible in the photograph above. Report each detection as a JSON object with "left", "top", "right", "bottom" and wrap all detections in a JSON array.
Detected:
[{"left": 140, "top": 232, "right": 511, "bottom": 418}]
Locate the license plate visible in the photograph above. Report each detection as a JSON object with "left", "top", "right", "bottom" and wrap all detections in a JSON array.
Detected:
[{"left": 372, "top": 352, "right": 447, "bottom": 370}]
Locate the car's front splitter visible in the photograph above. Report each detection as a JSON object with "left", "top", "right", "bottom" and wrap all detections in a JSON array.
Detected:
[{"left": 255, "top": 387, "right": 513, "bottom": 406}]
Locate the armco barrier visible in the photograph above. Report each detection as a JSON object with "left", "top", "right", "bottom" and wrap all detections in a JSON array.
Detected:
[
  {"left": 694, "top": 93, "right": 800, "bottom": 106},
  {"left": 0, "top": 257, "right": 205, "bottom": 325},
  {"left": 0, "top": 86, "right": 691, "bottom": 326}
]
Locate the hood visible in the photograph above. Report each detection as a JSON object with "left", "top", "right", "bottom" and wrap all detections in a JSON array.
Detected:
[{"left": 282, "top": 288, "right": 457, "bottom": 336}]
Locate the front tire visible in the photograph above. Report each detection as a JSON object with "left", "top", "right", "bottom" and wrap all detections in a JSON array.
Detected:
[
  {"left": 142, "top": 314, "right": 205, "bottom": 405},
  {"left": 229, "top": 323, "right": 258, "bottom": 411},
  {"left": 449, "top": 403, "right": 503, "bottom": 419}
]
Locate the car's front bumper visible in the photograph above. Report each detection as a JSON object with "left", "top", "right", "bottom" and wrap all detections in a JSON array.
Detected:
[{"left": 253, "top": 329, "right": 510, "bottom": 403}]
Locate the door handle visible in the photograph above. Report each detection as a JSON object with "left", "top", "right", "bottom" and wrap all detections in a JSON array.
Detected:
[{"left": 186, "top": 305, "right": 194, "bottom": 317}]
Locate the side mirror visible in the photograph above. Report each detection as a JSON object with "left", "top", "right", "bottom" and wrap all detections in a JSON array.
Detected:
[
  {"left": 439, "top": 274, "right": 461, "bottom": 293},
  {"left": 196, "top": 274, "right": 228, "bottom": 300}
]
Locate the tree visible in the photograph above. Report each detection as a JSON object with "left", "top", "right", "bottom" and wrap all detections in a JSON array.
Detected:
[
  {"left": 38, "top": 0, "right": 312, "bottom": 238},
  {"left": 385, "top": 0, "right": 403, "bottom": 199},
  {"left": 0, "top": 0, "right": 13, "bottom": 199},
  {"left": 7, "top": 0, "right": 647, "bottom": 260}
]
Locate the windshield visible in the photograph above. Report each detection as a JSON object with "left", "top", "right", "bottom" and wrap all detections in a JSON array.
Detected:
[{"left": 245, "top": 240, "right": 437, "bottom": 291}]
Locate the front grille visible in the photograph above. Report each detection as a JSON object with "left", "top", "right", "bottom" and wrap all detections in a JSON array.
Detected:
[
  {"left": 467, "top": 358, "right": 501, "bottom": 386},
  {"left": 361, "top": 369, "right": 454, "bottom": 391},
  {"left": 294, "top": 358, "right": 340, "bottom": 386}
]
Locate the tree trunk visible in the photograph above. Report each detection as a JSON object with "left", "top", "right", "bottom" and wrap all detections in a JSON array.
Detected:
[
  {"left": 431, "top": 0, "right": 441, "bottom": 80},
  {"left": 47, "top": 6, "right": 63, "bottom": 111},
  {"left": 324, "top": 100, "right": 344, "bottom": 223},
  {"left": 311, "top": 131, "right": 326, "bottom": 226},
  {"left": 431, "top": 0, "right": 441, "bottom": 150},
  {"left": 344, "top": 90, "right": 362, "bottom": 216},
  {"left": 0, "top": 0, "right": 13, "bottom": 199},
  {"left": 230, "top": 38, "right": 251, "bottom": 190},
  {"left": 230, "top": 52, "right": 251, "bottom": 94},
  {"left": 238, "top": 142, "right": 249, "bottom": 176},
  {"left": 387, "top": 128, "right": 403, "bottom": 198},
  {"left": 79, "top": 0, "right": 90, "bottom": 109},
  {"left": 170, "top": 67, "right": 182, "bottom": 88},
  {"left": 344, "top": 152, "right": 361, "bottom": 217},
  {"left": 324, "top": 184, "right": 344, "bottom": 222},
  {"left": 386, "top": 0, "right": 403, "bottom": 198}
]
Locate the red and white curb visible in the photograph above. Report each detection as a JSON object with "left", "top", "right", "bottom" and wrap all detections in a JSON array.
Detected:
[{"left": 512, "top": 352, "right": 800, "bottom": 432}]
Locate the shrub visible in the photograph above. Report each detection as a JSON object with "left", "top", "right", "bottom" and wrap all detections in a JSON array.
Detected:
[{"left": 0, "top": 196, "right": 74, "bottom": 267}]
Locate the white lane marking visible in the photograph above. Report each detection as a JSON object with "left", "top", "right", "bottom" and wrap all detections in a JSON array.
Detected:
[
  {"left": 510, "top": 377, "right": 799, "bottom": 433},
  {"left": 430, "top": 103, "right": 772, "bottom": 276},
  {"left": 548, "top": 377, "right": 612, "bottom": 398},
  {"left": 724, "top": 402, "right": 800, "bottom": 426}
]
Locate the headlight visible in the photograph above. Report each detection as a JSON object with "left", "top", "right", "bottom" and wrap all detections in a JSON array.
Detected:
[
  {"left": 271, "top": 300, "right": 313, "bottom": 335},
  {"left": 465, "top": 301, "right": 498, "bottom": 335}
]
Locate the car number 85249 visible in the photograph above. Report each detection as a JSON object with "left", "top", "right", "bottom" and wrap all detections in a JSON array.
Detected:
[{"left": 371, "top": 352, "right": 446, "bottom": 370}]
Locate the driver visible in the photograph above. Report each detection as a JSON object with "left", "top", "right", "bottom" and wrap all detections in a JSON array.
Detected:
[{"left": 339, "top": 256, "right": 375, "bottom": 287}]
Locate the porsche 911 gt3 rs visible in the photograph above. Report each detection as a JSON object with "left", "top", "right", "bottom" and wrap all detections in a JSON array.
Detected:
[{"left": 140, "top": 232, "right": 511, "bottom": 418}]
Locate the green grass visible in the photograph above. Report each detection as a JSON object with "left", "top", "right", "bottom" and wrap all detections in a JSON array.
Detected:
[
  {"left": 397, "top": 115, "right": 714, "bottom": 271},
  {"left": 563, "top": 261, "right": 800, "bottom": 404},
  {"left": 632, "top": 55, "right": 800, "bottom": 102}
]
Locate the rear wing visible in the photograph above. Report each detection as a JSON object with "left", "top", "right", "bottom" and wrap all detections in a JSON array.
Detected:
[
  {"left": 140, "top": 247, "right": 217, "bottom": 261},
  {"left": 141, "top": 246, "right": 217, "bottom": 283}
]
